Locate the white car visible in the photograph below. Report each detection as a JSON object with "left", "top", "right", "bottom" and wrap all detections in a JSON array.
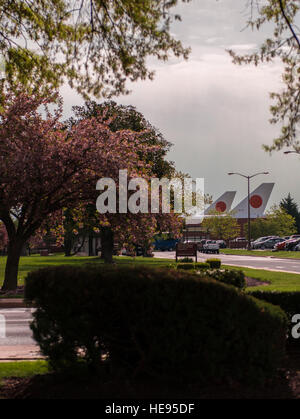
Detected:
[{"left": 202, "top": 240, "right": 220, "bottom": 254}]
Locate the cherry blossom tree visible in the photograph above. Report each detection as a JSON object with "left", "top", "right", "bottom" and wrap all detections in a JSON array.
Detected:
[
  {"left": 0, "top": 90, "right": 158, "bottom": 291},
  {"left": 0, "top": 222, "right": 8, "bottom": 253},
  {"left": 58, "top": 101, "right": 183, "bottom": 262}
]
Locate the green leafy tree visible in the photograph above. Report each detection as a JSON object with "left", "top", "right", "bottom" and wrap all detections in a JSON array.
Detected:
[
  {"left": 201, "top": 211, "right": 240, "bottom": 241},
  {"left": 230, "top": 0, "right": 300, "bottom": 152},
  {"left": 280, "top": 193, "right": 300, "bottom": 233},
  {"left": 250, "top": 205, "right": 297, "bottom": 239},
  {"left": 0, "top": 0, "right": 190, "bottom": 98},
  {"left": 71, "top": 100, "right": 176, "bottom": 178},
  {"left": 63, "top": 100, "right": 181, "bottom": 260}
]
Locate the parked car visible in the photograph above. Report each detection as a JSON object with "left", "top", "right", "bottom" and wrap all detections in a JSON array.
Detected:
[
  {"left": 251, "top": 236, "right": 280, "bottom": 249},
  {"left": 275, "top": 238, "right": 297, "bottom": 251},
  {"left": 253, "top": 237, "right": 285, "bottom": 250},
  {"left": 216, "top": 240, "right": 226, "bottom": 249},
  {"left": 193, "top": 239, "right": 207, "bottom": 251},
  {"left": 154, "top": 239, "right": 178, "bottom": 251},
  {"left": 201, "top": 240, "right": 220, "bottom": 254},
  {"left": 121, "top": 245, "right": 153, "bottom": 257},
  {"left": 285, "top": 238, "right": 300, "bottom": 251},
  {"left": 183, "top": 238, "right": 207, "bottom": 251}
]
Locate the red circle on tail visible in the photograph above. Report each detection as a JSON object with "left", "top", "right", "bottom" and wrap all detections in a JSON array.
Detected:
[
  {"left": 250, "top": 195, "right": 263, "bottom": 208},
  {"left": 216, "top": 201, "right": 227, "bottom": 212}
]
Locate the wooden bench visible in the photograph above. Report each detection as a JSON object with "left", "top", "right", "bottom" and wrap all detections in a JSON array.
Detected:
[{"left": 175, "top": 243, "right": 198, "bottom": 262}]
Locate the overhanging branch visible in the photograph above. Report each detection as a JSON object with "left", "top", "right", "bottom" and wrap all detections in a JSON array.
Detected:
[{"left": 279, "top": 0, "right": 300, "bottom": 49}]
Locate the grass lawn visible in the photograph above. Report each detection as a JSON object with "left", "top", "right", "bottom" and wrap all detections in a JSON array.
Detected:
[
  {"left": 224, "top": 265, "right": 300, "bottom": 292},
  {"left": 0, "top": 361, "right": 49, "bottom": 386},
  {"left": 1, "top": 253, "right": 300, "bottom": 294},
  {"left": 1, "top": 358, "right": 299, "bottom": 399},
  {"left": 0, "top": 254, "right": 174, "bottom": 289},
  {"left": 221, "top": 249, "right": 300, "bottom": 259}
]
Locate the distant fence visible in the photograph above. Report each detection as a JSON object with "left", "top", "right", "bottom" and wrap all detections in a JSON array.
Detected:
[{"left": 228, "top": 241, "right": 248, "bottom": 249}]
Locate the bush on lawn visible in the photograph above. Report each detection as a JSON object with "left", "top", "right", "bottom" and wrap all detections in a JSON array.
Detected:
[
  {"left": 248, "top": 290, "right": 300, "bottom": 342},
  {"left": 248, "top": 291, "right": 300, "bottom": 319},
  {"left": 177, "top": 263, "right": 210, "bottom": 271},
  {"left": 177, "top": 257, "right": 194, "bottom": 263},
  {"left": 204, "top": 269, "right": 246, "bottom": 289},
  {"left": 176, "top": 263, "right": 195, "bottom": 270},
  {"left": 25, "top": 265, "right": 287, "bottom": 385},
  {"left": 194, "top": 262, "right": 211, "bottom": 270},
  {"left": 206, "top": 258, "right": 222, "bottom": 269}
]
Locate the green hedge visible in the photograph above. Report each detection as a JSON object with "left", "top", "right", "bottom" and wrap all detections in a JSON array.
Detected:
[
  {"left": 25, "top": 265, "right": 287, "bottom": 385},
  {"left": 248, "top": 291, "right": 300, "bottom": 320},
  {"left": 204, "top": 269, "right": 246, "bottom": 289},
  {"left": 194, "top": 262, "right": 210, "bottom": 270},
  {"left": 205, "top": 259, "right": 222, "bottom": 269},
  {"left": 177, "top": 263, "right": 210, "bottom": 271},
  {"left": 177, "top": 257, "right": 194, "bottom": 263},
  {"left": 248, "top": 290, "right": 300, "bottom": 342},
  {"left": 176, "top": 263, "right": 195, "bottom": 270}
]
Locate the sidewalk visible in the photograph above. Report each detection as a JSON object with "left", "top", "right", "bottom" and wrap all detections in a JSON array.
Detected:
[
  {"left": 0, "top": 346, "right": 43, "bottom": 362},
  {"left": 0, "top": 300, "right": 40, "bottom": 361},
  {"left": 0, "top": 299, "right": 28, "bottom": 309}
]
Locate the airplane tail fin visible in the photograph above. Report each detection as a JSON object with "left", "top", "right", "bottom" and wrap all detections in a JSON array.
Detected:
[
  {"left": 231, "top": 183, "right": 275, "bottom": 219},
  {"left": 205, "top": 191, "right": 236, "bottom": 215}
]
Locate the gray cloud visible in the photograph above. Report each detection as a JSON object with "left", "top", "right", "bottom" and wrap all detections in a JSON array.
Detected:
[{"left": 61, "top": 0, "right": 299, "bottom": 209}]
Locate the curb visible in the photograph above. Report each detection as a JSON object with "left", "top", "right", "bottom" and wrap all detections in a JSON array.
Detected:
[
  {"left": 221, "top": 252, "right": 300, "bottom": 261},
  {"left": 0, "top": 346, "right": 44, "bottom": 362},
  {"left": 0, "top": 299, "right": 29, "bottom": 309},
  {"left": 269, "top": 256, "right": 300, "bottom": 260},
  {"left": 0, "top": 358, "right": 43, "bottom": 362}
]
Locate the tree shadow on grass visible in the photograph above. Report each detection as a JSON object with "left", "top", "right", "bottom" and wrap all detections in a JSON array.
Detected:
[{"left": 1, "top": 349, "right": 300, "bottom": 399}]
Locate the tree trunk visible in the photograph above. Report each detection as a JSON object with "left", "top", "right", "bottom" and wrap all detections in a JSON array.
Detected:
[
  {"left": 101, "top": 227, "right": 114, "bottom": 263},
  {"left": 88, "top": 235, "right": 94, "bottom": 256},
  {"left": 2, "top": 239, "right": 24, "bottom": 292},
  {"left": 64, "top": 233, "right": 73, "bottom": 257}
]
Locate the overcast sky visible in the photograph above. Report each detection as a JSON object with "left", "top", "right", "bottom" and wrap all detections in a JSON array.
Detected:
[{"left": 61, "top": 0, "right": 300, "bottom": 210}]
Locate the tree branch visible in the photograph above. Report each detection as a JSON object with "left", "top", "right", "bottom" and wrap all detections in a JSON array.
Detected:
[{"left": 278, "top": 0, "right": 300, "bottom": 49}]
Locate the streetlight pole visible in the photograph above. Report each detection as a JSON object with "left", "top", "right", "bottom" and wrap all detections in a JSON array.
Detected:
[
  {"left": 247, "top": 176, "right": 250, "bottom": 249},
  {"left": 228, "top": 171, "right": 269, "bottom": 250}
]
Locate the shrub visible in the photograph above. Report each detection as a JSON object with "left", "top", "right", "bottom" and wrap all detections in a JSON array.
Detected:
[
  {"left": 177, "top": 257, "right": 194, "bottom": 263},
  {"left": 194, "top": 262, "right": 210, "bottom": 270},
  {"left": 248, "top": 290, "right": 300, "bottom": 342},
  {"left": 248, "top": 291, "right": 300, "bottom": 319},
  {"left": 206, "top": 258, "right": 221, "bottom": 269},
  {"left": 204, "top": 269, "right": 246, "bottom": 289},
  {"left": 25, "top": 265, "right": 287, "bottom": 385},
  {"left": 176, "top": 263, "right": 195, "bottom": 270}
]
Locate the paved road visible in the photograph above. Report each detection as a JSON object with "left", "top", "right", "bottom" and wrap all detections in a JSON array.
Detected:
[
  {"left": 154, "top": 251, "right": 300, "bottom": 274},
  {"left": 0, "top": 308, "right": 41, "bottom": 360}
]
